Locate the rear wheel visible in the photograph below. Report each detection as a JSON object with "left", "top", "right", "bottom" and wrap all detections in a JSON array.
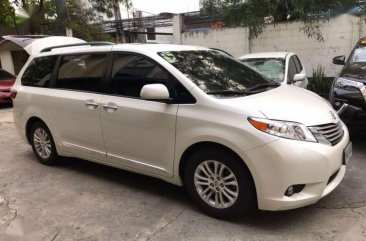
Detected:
[
  {"left": 184, "top": 148, "right": 256, "bottom": 218},
  {"left": 30, "top": 122, "right": 59, "bottom": 165}
]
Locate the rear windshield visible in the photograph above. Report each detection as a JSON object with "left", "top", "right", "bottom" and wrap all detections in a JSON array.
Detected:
[
  {"left": 0, "top": 69, "right": 15, "bottom": 81},
  {"left": 158, "top": 50, "right": 274, "bottom": 94}
]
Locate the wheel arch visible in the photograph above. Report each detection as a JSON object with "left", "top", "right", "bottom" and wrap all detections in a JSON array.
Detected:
[
  {"left": 178, "top": 141, "right": 256, "bottom": 190},
  {"left": 25, "top": 117, "right": 49, "bottom": 144}
]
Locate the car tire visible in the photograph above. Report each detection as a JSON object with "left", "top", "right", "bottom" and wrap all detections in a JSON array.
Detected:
[
  {"left": 184, "top": 148, "right": 256, "bottom": 218},
  {"left": 30, "top": 122, "right": 59, "bottom": 165}
]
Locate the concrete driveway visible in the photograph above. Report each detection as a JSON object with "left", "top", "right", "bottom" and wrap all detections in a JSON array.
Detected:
[{"left": 0, "top": 105, "right": 365, "bottom": 241}]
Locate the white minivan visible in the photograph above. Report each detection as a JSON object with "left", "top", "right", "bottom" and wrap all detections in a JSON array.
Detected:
[{"left": 12, "top": 43, "right": 351, "bottom": 218}]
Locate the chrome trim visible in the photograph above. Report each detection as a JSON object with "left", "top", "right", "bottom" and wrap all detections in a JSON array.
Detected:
[
  {"left": 336, "top": 77, "right": 366, "bottom": 102},
  {"left": 102, "top": 104, "right": 118, "bottom": 110},
  {"left": 63, "top": 142, "right": 106, "bottom": 156},
  {"left": 336, "top": 103, "right": 349, "bottom": 115},
  {"left": 108, "top": 153, "right": 169, "bottom": 175}
]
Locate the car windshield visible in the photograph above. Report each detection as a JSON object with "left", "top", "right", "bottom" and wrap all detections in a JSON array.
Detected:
[
  {"left": 0, "top": 69, "right": 15, "bottom": 81},
  {"left": 351, "top": 44, "right": 366, "bottom": 63},
  {"left": 158, "top": 50, "right": 277, "bottom": 95},
  {"left": 240, "top": 58, "right": 285, "bottom": 82}
]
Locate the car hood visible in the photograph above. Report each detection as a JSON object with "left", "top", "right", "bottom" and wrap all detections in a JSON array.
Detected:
[
  {"left": 340, "top": 63, "right": 366, "bottom": 83},
  {"left": 221, "top": 86, "right": 339, "bottom": 126}
]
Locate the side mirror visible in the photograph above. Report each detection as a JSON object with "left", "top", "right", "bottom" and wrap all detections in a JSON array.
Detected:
[
  {"left": 140, "top": 84, "right": 170, "bottom": 101},
  {"left": 333, "top": 55, "right": 346, "bottom": 65},
  {"left": 293, "top": 73, "right": 307, "bottom": 82}
]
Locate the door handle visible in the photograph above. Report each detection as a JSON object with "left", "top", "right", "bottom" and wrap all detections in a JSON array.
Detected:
[
  {"left": 85, "top": 100, "right": 99, "bottom": 109},
  {"left": 103, "top": 103, "right": 118, "bottom": 112}
]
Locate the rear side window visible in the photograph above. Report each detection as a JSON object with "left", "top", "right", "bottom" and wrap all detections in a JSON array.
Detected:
[
  {"left": 56, "top": 54, "right": 107, "bottom": 93},
  {"left": 21, "top": 56, "right": 58, "bottom": 87},
  {"left": 111, "top": 53, "right": 169, "bottom": 98}
]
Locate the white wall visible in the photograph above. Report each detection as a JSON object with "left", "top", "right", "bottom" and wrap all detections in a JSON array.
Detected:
[
  {"left": 179, "top": 14, "right": 364, "bottom": 77},
  {"left": 146, "top": 26, "right": 173, "bottom": 44}
]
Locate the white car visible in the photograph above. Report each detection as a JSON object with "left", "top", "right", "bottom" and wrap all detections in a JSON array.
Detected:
[
  {"left": 239, "top": 52, "right": 308, "bottom": 88},
  {"left": 11, "top": 44, "right": 351, "bottom": 218}
]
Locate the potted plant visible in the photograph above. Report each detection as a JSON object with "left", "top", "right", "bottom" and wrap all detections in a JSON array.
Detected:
[{"left": 307, "top": 65, "right": 333, "bottom": 99}]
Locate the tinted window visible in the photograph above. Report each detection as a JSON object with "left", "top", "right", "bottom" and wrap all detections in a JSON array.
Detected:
[
  {"left": 0, "top": 69, "right": 15, "bottom": 81},
  {"left": 21, "top": 56, "right": 58, "bottom": 87},
  {"left": 158, "top": 50, "right": 275, "bottom": 94},
  {"left": 293, "top": 55, "right": 303, "bottom": 72},
  {"left": 56, "top": 54, "right": 107, "bottom": 92},
  {"left": 287, "top": 57, "right": 297, "bottom": 82},
  {"left": 350, "top": 44, "right": 366, "bottom": 63},
  {"left": 241, "top": 58, "right": 285, "bottom": 82},
  {"left": 111, "top": 54, "right": 169, "bottom": 98}
]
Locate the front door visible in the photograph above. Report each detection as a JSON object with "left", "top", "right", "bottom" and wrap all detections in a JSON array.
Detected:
[{"left": 101, "top": 53, "right": 178, "bottom": 177}]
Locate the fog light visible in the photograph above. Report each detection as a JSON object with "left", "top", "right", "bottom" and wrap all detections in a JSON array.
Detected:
[
  {"left": 285, "top": 184, "right": 305, "bottom": 197},
  {"left": 285, "top": 186, "right": 294, "bottom": 196}
]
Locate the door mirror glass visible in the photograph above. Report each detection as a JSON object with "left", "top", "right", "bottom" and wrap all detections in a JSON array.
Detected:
[
  {"left": 293, "top": 73, "right": 307, "bottom": 82},
  {"left": 140, "top": 84, "right": 170, "bottom": 100},
  {"left": 333, "top": 55, "right": 346, "bottom": 65}
]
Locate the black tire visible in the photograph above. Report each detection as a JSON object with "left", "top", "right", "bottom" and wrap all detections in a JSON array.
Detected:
[
  {"left": 184, "top": 148, "right": 257, "bottom": 218},
  {"left": 30, "top": 122, "right": 59, "bottom": 165}
]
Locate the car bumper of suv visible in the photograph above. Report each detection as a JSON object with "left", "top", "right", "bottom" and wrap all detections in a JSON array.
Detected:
[{"left": 241, "top": 122, "right": 349, "bottom": 211}]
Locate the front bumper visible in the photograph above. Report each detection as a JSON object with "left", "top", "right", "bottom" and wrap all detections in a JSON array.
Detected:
[{"left": 241, "top": 122, "right": 349, "bottom": 211}]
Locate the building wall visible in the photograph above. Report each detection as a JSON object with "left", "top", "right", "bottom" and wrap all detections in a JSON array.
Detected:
[
  {"left": 178, "top": 14, "right": 364, "bottom": 77},
  {"left": 146, "top": 26, "right": 174, "bottom": 44}
]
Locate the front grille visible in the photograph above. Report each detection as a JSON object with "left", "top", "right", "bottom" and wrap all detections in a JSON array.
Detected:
[
  {"left": 0, "top": 89, "right": 10, "bottom": 93},
  {"left": 311, "top": 122, "right": 344, "bottom": 146}
]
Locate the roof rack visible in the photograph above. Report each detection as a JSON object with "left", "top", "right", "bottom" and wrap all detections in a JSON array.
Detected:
[{"left": 40, "top": 41, "right": 115, "bottom": 53}]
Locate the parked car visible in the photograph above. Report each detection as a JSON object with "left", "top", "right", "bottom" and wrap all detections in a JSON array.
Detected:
[
  {"left": 0, "top": 69, "right": 16, "bottom": 103},
  {"left": 239, "top": 52, "right": 308, "bottom": 89},
  {"left": 330, "top": 37, "right": 366, "bottom": 120},
  {"left": 12, "top": 43, "right": 351, "bottom": 218}
]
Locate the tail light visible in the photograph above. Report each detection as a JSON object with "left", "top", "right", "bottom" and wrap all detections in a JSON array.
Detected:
[{"left": 10, "top": 89, "right": 17, "bottom": 99}]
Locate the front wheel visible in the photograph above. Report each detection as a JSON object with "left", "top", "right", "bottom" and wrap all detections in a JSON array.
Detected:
[
  {"left": 30, "top": 122, "right": 59, "bottom": 165},
  {"left": 184, "top": 149, "right": 256, "bottom": 218}
]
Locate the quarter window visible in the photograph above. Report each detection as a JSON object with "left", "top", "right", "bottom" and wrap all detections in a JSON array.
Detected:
[
  {"left": 21, "top": 56, "right": 58, "bottom": 87},
  {"left": 111, "top": 54, "right": 169, "bottom": 98},
  {"left": 56, "top": 54, "right": 107, "bottom": 93}
]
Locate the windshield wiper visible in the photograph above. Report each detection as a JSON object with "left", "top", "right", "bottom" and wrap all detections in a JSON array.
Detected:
[
  {"left": 206, "top": 90, "right": 247, "bottom": 95},
  {"left": 245, "top": 83, "right": 280, "bottom": 92}
]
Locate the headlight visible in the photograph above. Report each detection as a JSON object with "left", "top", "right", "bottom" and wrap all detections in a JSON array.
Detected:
[
  {"left": 248, "top": 117, "right": 317, "bottom": 142},
  {"left": 335, "top": 77, "right": 363, "bottom": 90}
]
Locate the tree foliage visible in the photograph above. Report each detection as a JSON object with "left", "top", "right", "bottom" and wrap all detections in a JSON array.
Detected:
[
  {"left": 0, "top": 0, "right": 16, "bottom": 28},
  {"left": 63, "top": 0, "right": 113, "bottom": 41},
  {"left": 203, "top": 0, "right": 366, "bottom": 41}
]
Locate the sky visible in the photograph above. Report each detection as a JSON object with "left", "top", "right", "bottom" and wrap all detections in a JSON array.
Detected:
[{"left": 121, "top": 0, "right": 200, "bottom": 17}]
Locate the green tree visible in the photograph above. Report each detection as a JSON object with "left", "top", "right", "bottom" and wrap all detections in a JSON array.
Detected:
[
  {"left": 63, "top": 0, "right": 113, "bottom": 41},
  {"left": 203, "top": 0, "right": 366, "bottom": 40},
  {"left": 0, "top": 0, "right": 17, "bottom": 30}
]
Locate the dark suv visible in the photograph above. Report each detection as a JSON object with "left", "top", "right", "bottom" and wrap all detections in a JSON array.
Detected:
[{"left": 330, "top": 38, "right": 366, "bottom": 120}]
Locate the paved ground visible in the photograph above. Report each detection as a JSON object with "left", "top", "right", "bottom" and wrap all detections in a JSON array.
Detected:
[{"left": 0, "top": 104, "right": 365, "bottom": 241}]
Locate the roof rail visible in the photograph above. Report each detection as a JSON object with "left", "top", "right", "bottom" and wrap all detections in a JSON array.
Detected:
[{"left": 40, "top": 41, "right": 115, "bottom": 53}]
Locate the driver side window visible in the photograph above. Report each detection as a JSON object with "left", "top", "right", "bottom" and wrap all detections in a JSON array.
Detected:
[{"left": 111, "top": 53, "right": 169, "bottom": 98}]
